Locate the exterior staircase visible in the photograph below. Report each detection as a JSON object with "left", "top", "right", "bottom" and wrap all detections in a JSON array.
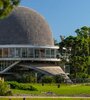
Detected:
[{"left": 0, "top": 61, "right": 20, "bottom": 74}]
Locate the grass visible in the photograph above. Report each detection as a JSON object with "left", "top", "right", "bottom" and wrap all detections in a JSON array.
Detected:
[
  {"left": 0, "top": 83, "right": 90, "bottom": 100},
  {"left": 11, "top": 83, "right": 90, "bottom": 96}
]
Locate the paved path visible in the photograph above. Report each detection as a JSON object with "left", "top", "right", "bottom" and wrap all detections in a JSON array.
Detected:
[{"left": 0, "top": 96, "right": 90, "bottom": 98}]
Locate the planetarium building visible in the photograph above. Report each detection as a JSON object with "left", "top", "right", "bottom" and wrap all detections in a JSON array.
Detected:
[{"left": 0, "top": 6, "right": 70, "bottom": 81}]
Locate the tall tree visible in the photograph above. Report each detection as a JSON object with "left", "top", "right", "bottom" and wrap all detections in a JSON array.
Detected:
[
  {"left": 59, "top": 26, "right": 90, "bottom": 81},
  {"left": 0, "top": 0, "right": 20, "bottom": 19}
]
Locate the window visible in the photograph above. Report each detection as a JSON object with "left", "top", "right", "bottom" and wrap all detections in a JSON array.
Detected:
[
  {"left": 22, "top": 48, "right": 27, "bottom": 58},
  {"left": 0, "top": 49, "right": 2, "bottom": 57},
  {"left": 40, "top": 49, "right": 45, "bottom": 58},
  {"left": 51, "top": 49, "right": 55, "bottom": 58},
  {"left": 27, "top": 48, "right": 34, "bottom": 58},
  {"left": 15, "top": 48, "right": 21, "bottom": 57},
  {"left": 35, "top": 49, "right": 40, "bottom": 58},
  {"left": 3, "top": 48, "right": 8, "bottom": 57},
  {"left": 9, "top": 48, "right": 15, "bottom": 57},
  {"left": 45, "top": 49, "right": 50, "bottom": 58}
]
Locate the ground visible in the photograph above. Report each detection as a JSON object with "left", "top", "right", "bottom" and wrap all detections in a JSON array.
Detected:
[
  {"left": 1, "top": 83, "right": 90, "bottom": 100},
  {"left": 11, "top": 83, "right": 90, "bottom": 96}
]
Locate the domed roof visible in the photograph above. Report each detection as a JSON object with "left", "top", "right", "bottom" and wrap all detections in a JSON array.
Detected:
[{"left": 0, "top": 6, "right": 54, "bottom": 46}]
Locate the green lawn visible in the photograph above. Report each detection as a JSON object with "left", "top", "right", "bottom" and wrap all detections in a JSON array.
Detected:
[{"left": 11, "top": 83, "right": 90, "bottom": 96}]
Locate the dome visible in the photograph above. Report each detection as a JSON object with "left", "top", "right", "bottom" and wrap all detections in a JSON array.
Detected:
[{"left": 0, "top": 7, "right": 54, "bottom": 46}]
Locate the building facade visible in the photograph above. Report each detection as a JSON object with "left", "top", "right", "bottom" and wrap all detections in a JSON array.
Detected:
[{"left": 0, "top": 6, "right": 70, "bottom": 82}]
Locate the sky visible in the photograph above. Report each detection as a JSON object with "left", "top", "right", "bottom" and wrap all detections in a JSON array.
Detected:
[{"left": 20, "top": 0, "right": 90, "bottom": 42}]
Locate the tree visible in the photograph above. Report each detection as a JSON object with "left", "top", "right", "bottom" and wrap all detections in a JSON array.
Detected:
[
  {"left": 0, "top": 0, "right": 20, "bottom": 19},
  {"left": 59, "top": 36, "right": 76, "bottom": 53},
  {"left": 59, "top": 26, "right": 90, "bottom": 81},
  {"left": 72, "top": 26, "right": 90, "bottom": 80}
]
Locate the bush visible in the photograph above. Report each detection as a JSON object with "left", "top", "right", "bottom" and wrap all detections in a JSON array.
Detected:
[
  {"left": 54, "top": 75, "right": 64, "bottom": 83},
  {"left": 7, "top": 81, "right": 37, "bottom": 91},
  {"left": 0, "top": 81, "right": 12, "bottom": 96},
  {"left": 18, "top": 73, "right": 36, "bottom": 83},
  {"left": 42, "top": 76, "right": 54, "bottom": 83}
]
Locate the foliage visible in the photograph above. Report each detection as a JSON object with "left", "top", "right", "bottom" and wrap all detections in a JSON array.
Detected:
[
  {"left": 0, "top": 0, "right": 20, "bottom": 19},
  {"left": 59, "top": 26, "right": 90, "bottom": 79},
  {"left": 18, "top": 73, "right": 36, "bottom": 83},
  {"left": 54, "top": 75, "right": 64, "bottom": 83},
  {"left": 41, "top": 75, "right": 64, "bottom": 83},
  {"left": 42, "top": 76, "right": 54, "bottom": 83},
  {"left": 7, "top": 81, "right": 37, "bottom": 91},
  {"left": 0, "top": 80, "right": 12, "bottom": 96}
]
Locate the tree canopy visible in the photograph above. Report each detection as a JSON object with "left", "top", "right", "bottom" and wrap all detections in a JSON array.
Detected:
[
  {"left": 0, "top": 0, "right": 20, "bottom": 19},
  {"left": 59, "top": 26, "right": 90, "bottom": 80}
]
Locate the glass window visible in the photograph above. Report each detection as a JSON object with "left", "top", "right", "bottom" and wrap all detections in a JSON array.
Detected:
[
  {"left": 9, "top": 48, "right": 15, "bottom": 57},
  {"left": 15, "top": 48, "right": 21, "bottom": 58},
  {"left": 35, "top": 49, "right": 40, "bottom": 58},
  {"left": 3, "top": 48, "right": 8, "bottom": 57},
  {"left": 45, "top": 49, "right": 50, "bottom": 58},
  {"left": 51, "top": 49, "right": 55, "bottom": 58},
  {"left": 40, "top": 49, "right": 45, "bottom": 58},
  {"left": 27, "top": 48, "right": 34, "bottom": 58},
  {"left": 51, "top": 49, "right": 54, "bottom": 55},
  {"left": 0, "top": 49, "right": 2, "bottom": 57},
  {"left": 22, "top": 48, "right": 27, "bottom": 58}
]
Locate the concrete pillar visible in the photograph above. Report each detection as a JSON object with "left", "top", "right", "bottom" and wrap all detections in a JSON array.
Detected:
[
  {"left": 20, "top": 48, "right": 22, "bottom": 58},
  {"left": 45, "top": 49, "right": 46, "bottom": 58},
  {"left": 8, "top": 48, "right": 10, "bottom": 58},
  {"left": 26, "top": 48, "right": 28, "bottom": 58},
  {"left": 14, "top": 48, "right": 16, "bottom": 58},
  {"left": 55, "top": 49, "right": 57, "bottom": 58},
  {"left": 33, "top": 48, "right": 35, "bottom": 58}
]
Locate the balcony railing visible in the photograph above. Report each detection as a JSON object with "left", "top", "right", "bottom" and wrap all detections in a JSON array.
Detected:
[{"left": 0, "top": 47, "right": 60, "bottom": 61}]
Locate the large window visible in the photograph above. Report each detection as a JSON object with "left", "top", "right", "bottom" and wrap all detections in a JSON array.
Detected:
[
  {"left": 27, "top": 48, "right": 34, "bottom": 58},
  {"left": 3, "top": 48, "right": 8, "bottom": 57},
  {"left": 9, "top": 48, "right": 15, "bottom": 57},
  {"left": 51, "top": 49, "right": 55, "bottom": 58},
  {"left": 45, "top": 49, "right": 50, "bottom": 58},
  {"left": 35, "top": 49, "right": 39, "bottom": 58},
  {"left": 40, "top": 49, "right": 45, "bottom": 58},
  {"left": 22, "top": 48, "right": 27, "bottom": 58},
  {"left": 15, "top": 48, "right": 21, "bottom": 58},
  {"left": 0, "top": 49, "right": 2, "bottom": 57}
]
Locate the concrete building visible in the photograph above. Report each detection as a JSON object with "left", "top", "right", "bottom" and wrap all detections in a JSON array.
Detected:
[{"left": 0, "top": 6, "right": 70, "bottom": 81}]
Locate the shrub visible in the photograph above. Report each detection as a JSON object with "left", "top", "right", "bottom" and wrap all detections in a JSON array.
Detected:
[
  {"left": 54, "top": 75, "right": 64, "bottom": 83},
  {"left": 42, "top": 76, "right": 54, "bottom": 83},
  {"left": 0, "top": 81, "right": 12, "bottom": 96},
  {"left": 7, "top": 81, "right": 37, "bottom": 91},
  {"left": 18, "top": 73, "right": 36, "bottom": 83}
]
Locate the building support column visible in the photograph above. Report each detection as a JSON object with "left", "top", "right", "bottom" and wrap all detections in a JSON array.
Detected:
[
  {"left": 21, "top": 48, "right": 22, "bottom": 58},
  {"left": 33, "top": 48, "right": 35, "bottom": 58}
]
